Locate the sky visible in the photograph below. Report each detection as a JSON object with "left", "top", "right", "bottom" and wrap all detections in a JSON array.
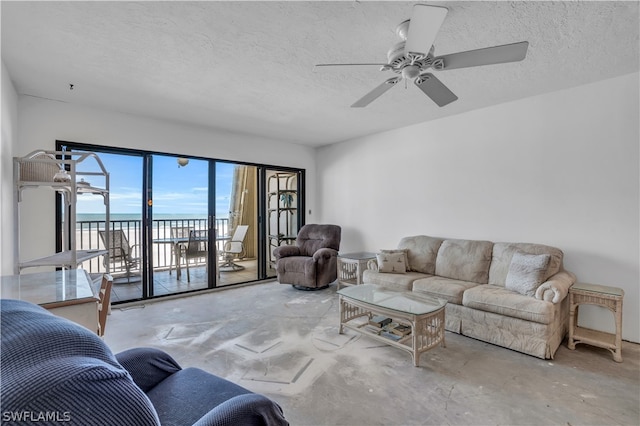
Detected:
[{"left": 76, "top": 152, "right": 234, "bottom": 218}]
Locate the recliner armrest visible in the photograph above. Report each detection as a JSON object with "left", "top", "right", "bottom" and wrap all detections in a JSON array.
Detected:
[
  {"left": 116, "top": 347, "right": 182, "bottom": 392},
  {"left": 534, "top": 270, "right": 577, "bottom": 304},
  {"left": 273, "top": 245, "right": 301, "bottom": 259},
  {"left": 313, "top": 248, "right": 338, "bottom": 262},
  {"left": 192, "top": 393, "right": 289, "bottom": 426}
]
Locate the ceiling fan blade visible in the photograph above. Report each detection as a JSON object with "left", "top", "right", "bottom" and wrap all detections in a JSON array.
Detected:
[
  {"left": 404, "top": 5, "right": 448, "bottom": 57},
  {"left": 351, "top": 77, "right": 401, "bottom": 108},
  {"left": 414, "top": 73, "right": 458, "bottom": 107},
  {"left": 434, "top": 41, "right": 529, "bottom": 70},
  {"left": 316, "top": 63, "right": 390, "bottom": 67}
]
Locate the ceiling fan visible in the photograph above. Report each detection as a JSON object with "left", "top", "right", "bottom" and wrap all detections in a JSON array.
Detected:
[{"left": 316, "top": 4, "right": 529, "bottom": 108}]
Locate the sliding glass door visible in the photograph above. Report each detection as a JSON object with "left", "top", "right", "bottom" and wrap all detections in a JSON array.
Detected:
[
  {"left": 59, "top": 141, "right": 303, "bottom": 303},
  {"left": 216, "top": 162, "right": 258, "bottom": 285},
  {"left": 149, "top": 158, "right": 260, "bottom": 294},
  {"left": 70, "top": 149, "right": 145, "bottom": 301},
  {"left": 149, "top": 155, "right": 211, "bottom": 296}
]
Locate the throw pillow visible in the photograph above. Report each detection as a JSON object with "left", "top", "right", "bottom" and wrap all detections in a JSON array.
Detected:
[
  {"left": 380, "top": 249, "right": 410, "bottom": 270},
  {"left": 505, "top": 252, "right": 551, "bottom": 297},
  {"left": 376, "top": 252, "right": 407, "bottom": 274}
]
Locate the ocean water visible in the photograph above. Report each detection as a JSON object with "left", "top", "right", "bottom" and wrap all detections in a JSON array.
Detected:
[
  {"left": 76, "top": 213, "right": 231, "bottom": 239},
  {"left": 77, "top": 213, "right": 211, "bottom": 222}
]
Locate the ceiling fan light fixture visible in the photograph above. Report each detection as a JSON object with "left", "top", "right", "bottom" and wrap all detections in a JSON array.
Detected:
[{"left": 401, "top": 65, "right": 421, "bottom": 79}]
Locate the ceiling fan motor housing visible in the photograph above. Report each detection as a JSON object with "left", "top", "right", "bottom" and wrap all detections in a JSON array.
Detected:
[{"left": 387, "top": 41, "right": 435, "bottom": 76}]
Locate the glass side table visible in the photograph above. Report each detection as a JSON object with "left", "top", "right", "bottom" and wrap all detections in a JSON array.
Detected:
[
  {"left": 336, "top": 252, "right": 377, "bottom": 290},
  {"left": 568, "top": 282, "right": 624, "bottom": 362}
]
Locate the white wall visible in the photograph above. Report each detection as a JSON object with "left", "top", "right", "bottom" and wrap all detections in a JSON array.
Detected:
[
  {"left": 318, "top": 72, "right": 640, "bottom": 343},
  {"left": 13, "top": 96, "right": 317, "bottom": 269},
  {"left": 1, "top": 61, "right": 19, "bottom": 275}
]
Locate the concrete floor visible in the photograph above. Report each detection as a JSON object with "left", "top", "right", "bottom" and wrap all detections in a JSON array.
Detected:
[
  {"left": 105, "top": 260, "right": 260, "bottom": 303},
  {"left": 104, "top": 281, "right": 640, "bottom": 426}
]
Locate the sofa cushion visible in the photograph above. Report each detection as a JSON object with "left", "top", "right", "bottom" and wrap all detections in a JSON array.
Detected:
[
  {"left": 362, "top": 270, "right": 429, "bottom": 291},
  {"left": 435, "top": 239, "right": 493, "bottom": 283},
  {"left": 462, "top": 285, "right": 555, "bottom": 324},
  {"left": 412, "top": 276, "right": 480, "bottom": 305},
  {"left": 377, "top": 251, "right": 407, "bottom": 273},
  {"left": 505, "top": 252, "right": 551, "bottom": 297},
  {"left": 397, "top": 235, "right": 444, "bottom": 274},
  {"left": 147, "top": 367, "right": 252, "bottom": 426},
  {"left": 488, "top": 242, "right": 563, "bottom": 286}
]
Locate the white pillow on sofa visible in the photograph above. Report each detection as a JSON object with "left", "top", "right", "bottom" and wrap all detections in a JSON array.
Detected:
[
  {"left": 380, "top": 249, "right": 409, "bottom": 269},
  {"left": 505, "top": 252, "right": 551, "bottom": 297},
  {"left": 377, "top": 252, "right": 407, "bottom": 274}
]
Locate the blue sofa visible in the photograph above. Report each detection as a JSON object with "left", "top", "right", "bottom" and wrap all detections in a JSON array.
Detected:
[{"left": 0, "top": 299, "right": 288, "bottom": 426}]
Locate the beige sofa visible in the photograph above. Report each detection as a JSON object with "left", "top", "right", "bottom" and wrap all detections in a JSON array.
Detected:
[{"left": 363, "top": 235, "right": 576, "bottom": 359}]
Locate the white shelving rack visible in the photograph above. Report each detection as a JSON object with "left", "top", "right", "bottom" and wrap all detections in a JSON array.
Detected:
[{"left": 13, "top": 150, "right": 110, "bottom": 276}]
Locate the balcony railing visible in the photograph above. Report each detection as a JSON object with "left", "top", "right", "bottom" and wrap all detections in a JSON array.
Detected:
[{"left": 75, "top": 218, "right": 230, "bottom": 275}]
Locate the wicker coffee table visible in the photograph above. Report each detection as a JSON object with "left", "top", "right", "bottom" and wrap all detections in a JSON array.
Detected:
[{"left": 337, "top": 284, "right": 446, "bottom": 366}]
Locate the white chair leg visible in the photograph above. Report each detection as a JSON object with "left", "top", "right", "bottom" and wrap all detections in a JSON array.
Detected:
[{"left": 169, "top": 248, "right": 174, "bottom": 275}]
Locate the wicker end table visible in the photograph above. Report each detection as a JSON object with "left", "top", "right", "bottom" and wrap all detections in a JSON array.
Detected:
[
  {"left": 336, "top": 252, "right": 377, "bottom": 290},
  {"left": 568, "top": 282, "right": 624, "bottom": 362}
]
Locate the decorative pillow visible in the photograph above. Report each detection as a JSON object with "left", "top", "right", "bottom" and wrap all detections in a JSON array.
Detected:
[
  {"left": 505, "top": 252, "right": 551, "bottom": 297},
  {"left": 380, "top": 249, "right": 409, "bottom": 270},
  {"left": 376, "top": 252, "right": 407, "bottom": 274}
]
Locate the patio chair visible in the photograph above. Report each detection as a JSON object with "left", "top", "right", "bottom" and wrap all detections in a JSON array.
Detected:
[
  {"left": 181, "top": 229, "right": 209, "bottom": 282},
  {"left": 97, "top": 274, "right": 113, "bottom": 337},
  {"left": 99, "top": 230, "right": 140, "bottom": 282},
  {"left": 219, "top": 225, "right": 249, "bottom": 272}
]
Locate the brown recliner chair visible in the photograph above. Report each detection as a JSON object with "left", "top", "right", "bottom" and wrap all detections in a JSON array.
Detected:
[{"left": 273, "top": 224, "right": 341, "bottom": 290}]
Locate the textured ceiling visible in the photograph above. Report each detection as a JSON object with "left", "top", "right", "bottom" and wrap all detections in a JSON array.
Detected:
[{"left": 2, "top": 1, "right": 638, "bottom": 147}]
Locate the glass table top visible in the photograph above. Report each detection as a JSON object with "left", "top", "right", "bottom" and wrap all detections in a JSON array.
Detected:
[
  {"left": 338, "top": 252, "right": 377, "bottom": 260},
  {"left": 337, "top": 284, "right": 446, "bottom": 315},
  {"left": 0, "top": 269, "right": 95, "bottom": 306},
  {"left": 572, "top": 282, "right": 624, "bottom": 297}
]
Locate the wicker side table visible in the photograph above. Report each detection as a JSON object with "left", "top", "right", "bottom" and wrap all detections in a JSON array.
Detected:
[
  {"left": 336, "top": 252, "right": 376, "bottom": 290},
  {"left": 568, "top": 282, "right": 624, "bottom": 362}
]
